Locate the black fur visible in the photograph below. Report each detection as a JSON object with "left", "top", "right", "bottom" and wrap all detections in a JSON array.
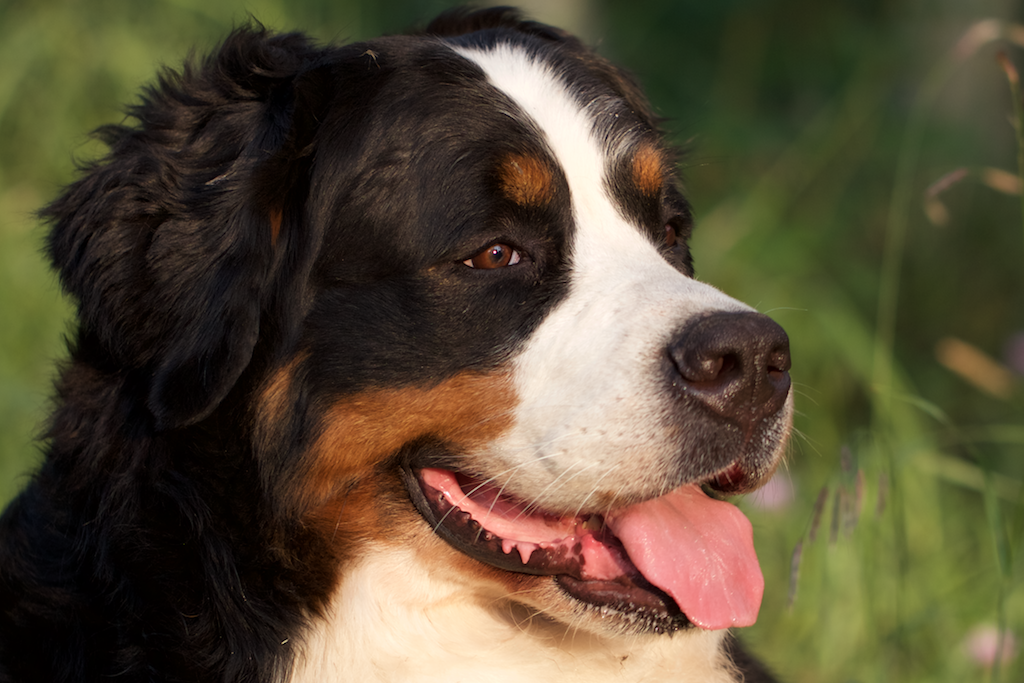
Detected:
[
  {"left": 0, "top": 8, "right": 775, "bottom": 681},
  {"left": 2, "top": 28, "right": 340, "bottom": 680},
  {"left": 0, "top": 13, "right": 576, "bottom": 681}
]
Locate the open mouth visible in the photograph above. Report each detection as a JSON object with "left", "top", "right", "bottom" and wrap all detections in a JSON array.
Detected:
[{"left": 401, "top": 462, "right": 764, "bottom": 633}]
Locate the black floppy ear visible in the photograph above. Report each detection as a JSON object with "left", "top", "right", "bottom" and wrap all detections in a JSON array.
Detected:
[{"left": 45, "top": 27, "right": 328, "bottom": 430}]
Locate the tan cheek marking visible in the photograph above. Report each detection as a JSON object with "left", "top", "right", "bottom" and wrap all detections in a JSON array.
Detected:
[
  {"left": 631, "top": 142, "right": 666, "bottom": 197},
  {"left": 499, "top": 153, "right": 555, "bottom": 207},
  {"left": 302, "top": 476, "right": 392, "bottom": 555},
  {"left": 285, "top": 372, "right": 586, "bottom": 618},
  {"left": 302, "top": 371, "right": 516, "bottom": 510}
]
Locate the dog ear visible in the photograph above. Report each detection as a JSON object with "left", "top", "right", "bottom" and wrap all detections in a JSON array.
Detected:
[{"left": 45, "top": 27, "right": 329, "bottom": 431}]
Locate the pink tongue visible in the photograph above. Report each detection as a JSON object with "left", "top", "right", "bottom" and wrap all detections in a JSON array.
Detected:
[{"left": 605, "top": 484, "right": 763, "bottom": 630}]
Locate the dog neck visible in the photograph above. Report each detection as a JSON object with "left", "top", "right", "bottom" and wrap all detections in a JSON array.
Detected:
[{"left": 289, "top": 547, "right": 738, "bottom": 683}]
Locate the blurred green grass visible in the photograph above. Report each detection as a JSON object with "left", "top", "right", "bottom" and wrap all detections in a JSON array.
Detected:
[{"left": 2, "top": 0, "right": 1023, "bottom": 681}]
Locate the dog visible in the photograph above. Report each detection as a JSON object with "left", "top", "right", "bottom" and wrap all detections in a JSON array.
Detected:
[{"left": 0, "top": 8, "right": 792, "bottom": 682}]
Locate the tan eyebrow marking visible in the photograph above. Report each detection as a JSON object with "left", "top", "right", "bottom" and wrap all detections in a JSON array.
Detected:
[
  {"left": 498, "top": 152, "right": 555, "bottom": 207},
  {"left": 631, "top": 142, "right": 666, "bottom": 197}
]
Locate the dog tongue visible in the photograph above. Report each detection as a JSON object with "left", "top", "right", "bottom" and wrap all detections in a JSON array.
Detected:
[{"left": 604, "top": 484, "right": 763, "bottom": 630}]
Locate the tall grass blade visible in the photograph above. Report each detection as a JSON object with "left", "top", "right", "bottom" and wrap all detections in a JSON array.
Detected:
[{"left": 996, "top": 52, "right": 1024, "bottom": 254}]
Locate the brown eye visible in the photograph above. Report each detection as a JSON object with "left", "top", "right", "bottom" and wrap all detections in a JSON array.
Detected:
[
  {"left": 664, "top": 224, "right": 677, "bottom": 248},
  {"left": 463, "top": 243, "right": 521, "bottom": 269}
]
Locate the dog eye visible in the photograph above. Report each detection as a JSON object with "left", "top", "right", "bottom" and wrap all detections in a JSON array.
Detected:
[{"left": 463, "top": 244, "right": 521, "bottom": 269}]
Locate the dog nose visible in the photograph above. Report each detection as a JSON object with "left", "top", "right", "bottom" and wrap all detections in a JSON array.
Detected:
[{"left": 669, "top": 311, "right": 791, "bottom": 430}]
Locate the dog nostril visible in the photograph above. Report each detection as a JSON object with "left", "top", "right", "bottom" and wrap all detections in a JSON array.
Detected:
[
  {"left": 670, "top": 311, "right": 791, "bottom": 424},
  {"left": 768, "top": 346, "right": 791, "bottom": 373},
  {"left": 717, "top": 354, "right": 738, "bottom": 379},
  {"left": 766, "top": 347, "right": 791, "bottom": 380},
  {"left": 692, "top": 353, "right": 733, "bottom": 384}
]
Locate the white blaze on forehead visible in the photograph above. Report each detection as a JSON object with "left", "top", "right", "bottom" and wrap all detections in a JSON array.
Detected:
[
  {"left": 452, "top": 43, "right": 619, "bottom": 240},
  {"left": 453, "top": 43, "right": 751, "bottom": 508}
]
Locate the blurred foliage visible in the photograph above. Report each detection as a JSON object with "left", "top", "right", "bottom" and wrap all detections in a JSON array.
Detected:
[{"left": 2, "top": 0, "right": 1024, "bottom": 681}]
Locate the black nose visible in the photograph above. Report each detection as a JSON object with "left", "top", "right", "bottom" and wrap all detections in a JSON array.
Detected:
[{"left": 669, "top": 311, "right": 791, "bottom": 430}]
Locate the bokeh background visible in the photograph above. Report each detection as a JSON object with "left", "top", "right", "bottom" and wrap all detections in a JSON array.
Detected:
[{"left": 2, "top": 0, "right": 1023, "bottom": 680}]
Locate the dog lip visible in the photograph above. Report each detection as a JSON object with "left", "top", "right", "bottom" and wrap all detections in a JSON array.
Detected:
[
  {"left": 555, "top": 575, "right": 689, "bottom": 633},
  {"left": 400, "top": 463, "right": 624, "bottom": 577},
  {"left": 399, "top": 462, "right": 689, "bottom": 629},
  {"left": 708, "top": 462, "right": 751, "bottom": 495}
]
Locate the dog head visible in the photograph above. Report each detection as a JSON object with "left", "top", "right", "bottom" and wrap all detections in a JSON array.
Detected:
[{"left": 45, "top": 8, "right": 792, "bottom": 641}]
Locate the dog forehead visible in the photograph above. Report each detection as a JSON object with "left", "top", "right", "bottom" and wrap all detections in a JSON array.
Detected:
[
  {"left": 307, "top": 41, "right": 570, "bottom": 268},
  {"left": 449, "top": 40, "right": 667, "bottom": 252},
  {"left": 306, "top": 33, "right": 682, "bottom": 330}
]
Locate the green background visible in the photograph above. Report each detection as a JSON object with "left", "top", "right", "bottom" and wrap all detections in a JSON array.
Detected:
[{"left": 2, "top": 0, "right": 1023, "bottom": 680}]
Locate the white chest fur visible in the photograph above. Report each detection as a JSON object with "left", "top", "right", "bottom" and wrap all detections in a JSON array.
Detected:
[{"left": 288, "top": 549, "right": 738, "bottom": 683}]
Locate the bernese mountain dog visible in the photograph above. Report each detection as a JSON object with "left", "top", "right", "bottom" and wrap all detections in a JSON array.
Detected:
[{"left": 0, "top": 7, "right": 792, "bottom": 682}]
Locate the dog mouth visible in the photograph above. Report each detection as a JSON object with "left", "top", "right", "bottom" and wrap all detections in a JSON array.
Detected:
[{"left": 401, "top": 463, "right": 764, "bottom": 633}]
